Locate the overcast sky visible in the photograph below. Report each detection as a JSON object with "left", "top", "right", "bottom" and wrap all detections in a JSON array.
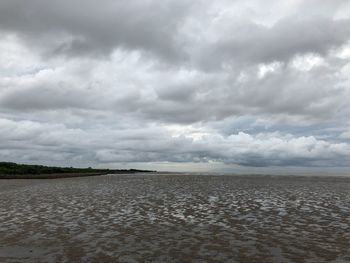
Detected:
[{"left": 1, "top": 0, "right": 350, "bottom": 173}]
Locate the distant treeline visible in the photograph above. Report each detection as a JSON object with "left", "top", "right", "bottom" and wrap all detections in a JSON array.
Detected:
[{"left": 0, "top": 162, "right": 156, "bottom": 175}]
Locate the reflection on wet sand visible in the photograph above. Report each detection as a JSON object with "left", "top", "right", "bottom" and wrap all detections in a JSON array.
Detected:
[{"left": 1, "top": 173, "right": 350, "bottom": 262}]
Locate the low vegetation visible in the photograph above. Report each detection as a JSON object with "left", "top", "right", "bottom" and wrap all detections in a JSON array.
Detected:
[{"left": 0, "top": 162, "right": 155, "bottom": 178}]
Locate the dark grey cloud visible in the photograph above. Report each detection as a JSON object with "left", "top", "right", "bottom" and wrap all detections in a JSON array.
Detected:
[
  {"left": 0, "top": 0, "right": 191, "bottom": 61},
  {"left": 0, "top": 85, "right": 91, "bottom": 111},
  {"left": 0, "top": 0, "right": 350, "bottom": 171},
  {"left": 1, "top": 0, "right": 349, "bottom": 67},
  {"left": 193, "top": 17, "right": 350, "bottom": 70}
]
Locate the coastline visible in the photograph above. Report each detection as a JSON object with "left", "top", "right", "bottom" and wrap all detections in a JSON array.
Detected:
[
  {"left": 0, "top": 162, "right": 157, "bottom": 179},
  {"left": 0, "top": 172, "right": 108, "bottom": 179}
]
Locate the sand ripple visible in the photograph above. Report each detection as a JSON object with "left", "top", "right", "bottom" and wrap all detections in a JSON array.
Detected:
[{"left": 1, "top": 174, "right": 350, "bottom": 262}]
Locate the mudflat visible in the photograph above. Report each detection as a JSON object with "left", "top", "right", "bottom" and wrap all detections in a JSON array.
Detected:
[{"left": 0, "top": 173, "right": 349, "bottom": 262}]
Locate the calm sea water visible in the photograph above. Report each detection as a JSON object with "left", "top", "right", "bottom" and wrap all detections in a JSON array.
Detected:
[{"left": 0, "top": 173, "right": 350, "bottom": 262}]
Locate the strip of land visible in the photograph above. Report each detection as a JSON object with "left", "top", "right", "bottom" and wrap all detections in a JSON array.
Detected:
[{"left": 0, "top": 162, "right": 155, "bottom": 179}]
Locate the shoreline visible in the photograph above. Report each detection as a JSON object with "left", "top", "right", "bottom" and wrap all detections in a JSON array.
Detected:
[{"left": 0, "top": 172, "right": 108, "bottom": 179}]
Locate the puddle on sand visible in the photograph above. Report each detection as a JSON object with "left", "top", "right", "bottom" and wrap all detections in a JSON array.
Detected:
[{"left": 1, "top": 173, "right": 350, "bottom": 262}]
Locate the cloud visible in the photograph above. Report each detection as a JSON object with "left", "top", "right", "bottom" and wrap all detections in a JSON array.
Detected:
[
  {"left": 2, "top": 48, "right": 347, "bottom": 123},
  {"left": 0, "top": 0, "right": 192, "bottom": 61},
  {"left": 191, "top": 17, "right": 350, "bottom": 70},
  {"left": 340, "top": 131, "right": 350, "bottom": 139},
  {"left": 1, "top": 0, "right": 349, "bottom": 66},
  {"left": 1, "top": 117, "right": 350, "bottom": 168},
  {"left": 0, "top": 0, "right": 350, "bottom": 171}
]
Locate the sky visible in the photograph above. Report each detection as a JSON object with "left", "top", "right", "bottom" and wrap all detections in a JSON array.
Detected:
[{"left": 0, "top": 0, "right": 350, "bottom": 174}]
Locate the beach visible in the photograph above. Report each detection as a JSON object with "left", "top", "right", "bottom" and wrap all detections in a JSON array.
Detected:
[{"left": 1, "top": 173, "right": 350, "bottom": 262}]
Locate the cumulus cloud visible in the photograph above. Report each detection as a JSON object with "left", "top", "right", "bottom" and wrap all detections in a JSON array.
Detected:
[
  {"left": 0, "top": 0, "right": 350, "bottom": 171},
  {"left": 1, "top": 117, "right": 350, "bottom": 168}
]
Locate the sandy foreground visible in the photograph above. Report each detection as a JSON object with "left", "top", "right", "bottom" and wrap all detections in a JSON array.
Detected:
[{"left": 0, "top": 173, "right": 350, "bottom": 262}]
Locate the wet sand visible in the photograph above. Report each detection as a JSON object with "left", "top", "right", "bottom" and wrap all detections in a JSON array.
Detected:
[{"left": 0, "top": 173, "right": 350, "bottom": 262}]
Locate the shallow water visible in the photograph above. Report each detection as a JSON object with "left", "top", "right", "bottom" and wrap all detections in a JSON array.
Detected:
[{"left": 0, "top": 173, "right": 350, "bottom": 262}]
